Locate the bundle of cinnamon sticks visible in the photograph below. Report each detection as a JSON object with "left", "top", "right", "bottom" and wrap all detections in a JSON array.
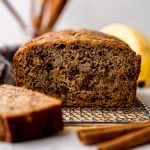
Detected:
[
  {"left": 2, "top": 0, "right": 68, "bottom": 37},
  {"left": 31, "top": 0, "right": 68, "bottom": 37},
  {"left": 77, "top": 121, "right": 150, "bottom": 150}
]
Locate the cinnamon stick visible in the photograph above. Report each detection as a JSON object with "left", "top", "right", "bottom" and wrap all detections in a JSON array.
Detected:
[
  {"left": 77, "top": 121, "right": 150, "bottom": 145},
  {"left": 98, "top": 126, "right": 150, "bottom": 150},
  {"left": 31, "top": 0, "right": 48, "bottom": 37},
  {"left": 43, "top": 0, "right": 68, "bottom": 34}
]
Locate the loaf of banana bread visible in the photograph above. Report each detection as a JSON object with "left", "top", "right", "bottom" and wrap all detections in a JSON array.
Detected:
[
  {"left": 14, "top": 29, "right": 141, "bottom": 107},
  {"left": 0, "top": 85, "right": 63, "bottom": 142}
]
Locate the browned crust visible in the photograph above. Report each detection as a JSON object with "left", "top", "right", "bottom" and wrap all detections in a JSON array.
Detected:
[
  {"left": 1, "top": 105, "right": 63, "bottom": 143},
  {"left": 13, "top": 29, "right": 135, "bottom": 85},
  {"left": 136, "top": 54, "right": 141, "bottom": 80},
  {"left": 0, "top": 119, "right": 5, "bottom": 141}
]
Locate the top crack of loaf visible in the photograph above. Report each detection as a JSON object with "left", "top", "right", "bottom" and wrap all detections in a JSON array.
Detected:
[{"left": 13, "top": 29, "right": 141, "bottom": 108}]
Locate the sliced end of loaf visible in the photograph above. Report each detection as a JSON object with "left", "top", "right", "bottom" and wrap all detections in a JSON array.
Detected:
[
  {"left": 13, "top": 29, "right": 140, "bottom": 107},
  {"left": 0, "top": 85, "right": 63, "bottom": 142}
]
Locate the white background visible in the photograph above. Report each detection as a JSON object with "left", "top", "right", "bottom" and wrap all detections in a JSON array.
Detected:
[{"left": 0, "top": 0, "right": 150, "bottom": 45}]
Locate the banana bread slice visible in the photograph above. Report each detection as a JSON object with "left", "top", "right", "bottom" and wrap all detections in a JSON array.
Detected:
[
  {"left": 0, "top": 85, "right": 63, "bottom": 143},
  {"left": 14, "top": 29, "right": 141, "bottom": 107}
]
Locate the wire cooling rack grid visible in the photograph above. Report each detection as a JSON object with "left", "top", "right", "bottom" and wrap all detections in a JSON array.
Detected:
[{"left": 62, "top": 98, "right": 150, "bottom": 124}]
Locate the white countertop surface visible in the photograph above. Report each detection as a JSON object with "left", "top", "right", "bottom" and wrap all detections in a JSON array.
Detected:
[{"left": 0, "top": 88, "right": 150, "bottom": 150}]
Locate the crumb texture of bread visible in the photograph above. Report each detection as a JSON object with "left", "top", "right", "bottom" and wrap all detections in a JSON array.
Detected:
[
  {"left": 14, "top": 29, "right": 141, "bottom": 107},
  {"left": 0, "top": 85, "right": 63, "bottom": 143}
]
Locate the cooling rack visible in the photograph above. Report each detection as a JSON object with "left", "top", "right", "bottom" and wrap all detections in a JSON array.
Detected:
[{"left": 62, "top": 98, "right": 150, "bottom": 124}]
